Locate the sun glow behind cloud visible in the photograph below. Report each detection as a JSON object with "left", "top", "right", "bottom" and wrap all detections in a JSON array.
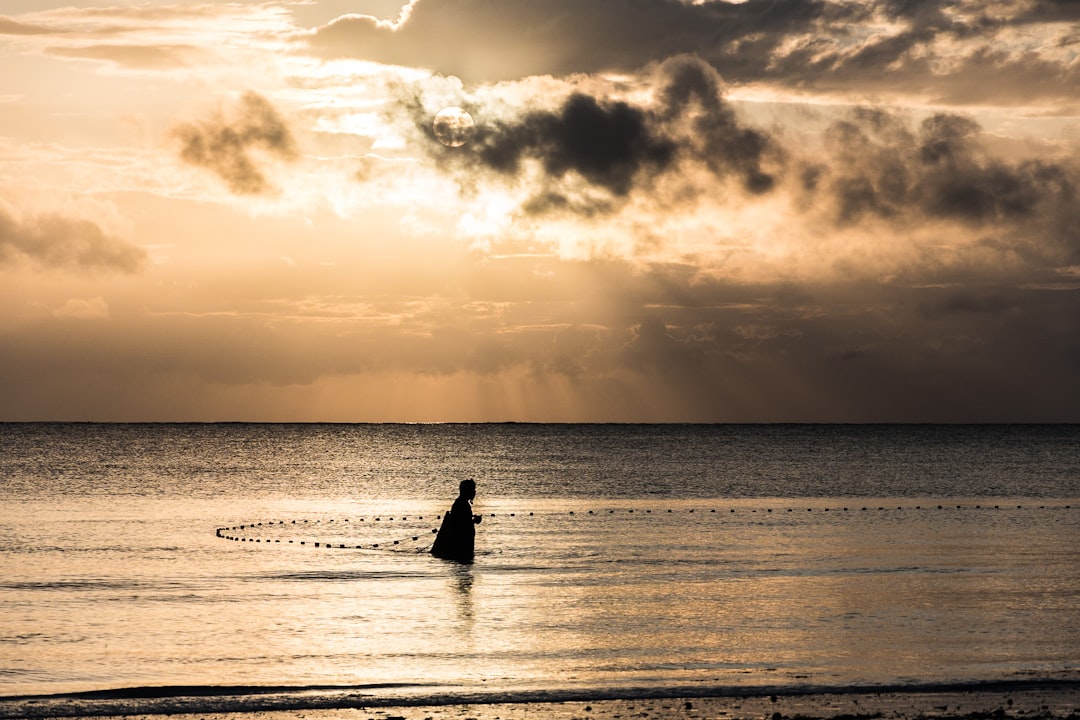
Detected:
[{"left": 1, "top": 0, "right": 1078, "bottom": 421}]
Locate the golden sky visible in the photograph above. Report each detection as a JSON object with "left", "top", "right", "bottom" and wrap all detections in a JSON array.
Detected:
[{"left": 1, "top": 0, "right": 1078, "bottom": 421}]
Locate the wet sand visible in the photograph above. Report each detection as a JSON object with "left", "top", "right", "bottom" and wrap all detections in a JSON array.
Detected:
[{"left": 4, "top": 684, "right": 1077, "bottom": 720}]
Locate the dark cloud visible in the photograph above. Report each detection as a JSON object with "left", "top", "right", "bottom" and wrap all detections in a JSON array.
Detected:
[
  {"left": 1, "top": 250, "right": 1077, "bottom": 420},
  {"left": 583, "top": 276, "right": 1080, "bottom": 422},
  {"left": 733, "top": 7, "right": 1079, "bottom": 107},
  {"left": 309, "top": 0, "right": 722, "bottom": 82},
  {"left": 918, "top": 113, "right": 1076, "bottom": 226},
  {"left": 414, "top": 56, "right": 779, "bottom": 211},
  {"left": 1013, "top": 0, "right": 1080, "bottom": 23},
  {"left": 473, "top": 261, "right": 1080, "bottom": 421},
  {"left": 918, "top": 290, "right": 1020, "bottom": 318},
  {"left": 316, "top": 0, "right": 865, "bottom": 85},
  {"left": 0, "top": 207, "right": 145, "bottom": 272},
  {"left": 461, "top": 93, "right": 677, "bottom": 197},
  {"left": 657, "top": 55, "right": 779, "bottom": 194},
  {"left": 622, "top": 315, "right": 706, "bottom": 374},
  {"left": 922, "top": 46, "right": 1080, "bottom": 106},
  {"left": 174, "top": 92, "right": 298, "bottom": 195},
  {"left": 406, "top": 63, "right": 1074, "bottom": 286},
  {"left": 814, "top": 108, "right": 1079, "bottom": 259},
  {"left": 308, "top": 0, "right": 1077, "bottom": 105}
]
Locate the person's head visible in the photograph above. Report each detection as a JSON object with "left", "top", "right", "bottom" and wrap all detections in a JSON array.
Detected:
[{"left": 459, "top": 479, "right": 476, "bottom": 500}]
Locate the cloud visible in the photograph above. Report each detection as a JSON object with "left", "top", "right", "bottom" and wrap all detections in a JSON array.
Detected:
[
  {"left": 320, "top": 0, "right": 679, "bottom": 81},
  {"left": 1013, "top": 0, "right": 1080, "bottom": 23},
  {"left": 459, "top": 92, "right": 677, "bottom": 197},
  {"left": 46, "top": 44, "right": 200, "bottom": 69},
  {"left": 307, "top": 0, "right": 1079, "bottom": 107},
  {"left": 533, "top": 268, "right": 1080, "bottom": 422},
  {"left": 0, "top": 206, "right": 146, "bottom": 272},
  {"left": 1, "top": 246, "right": 1077, "bottom": 420},
  {"left": 412, "top": 56, "right": 780, "bottom": 213},
  {"left": 52, "top": 296, "right": 111, "bottom": 320},
  {"left": 307, "top": 0, "right": 840, "bottom": 83},
  {"left": 0, "top": 15, "right": 53, "bottom": 35},
  {"left": 622, "top": 315, "right": 706, "bottom": 374},
  {"left": 720, "top": 2, "right": 1080, "bottom": 108},
  {"left": 389, "top": 55, "right": 1075, "bottom": 291},
  {"left": 804, "top": 107, "right": 1080, "bottom": 274},
  {"left": 174, "top": 92, "right": 299, "bottom": 194},
  {"left": 656, "top": 55, "right": 779, "bottom": 194},
  {"left": 19, "top": 3, "right": 297, "bottom": 35}
]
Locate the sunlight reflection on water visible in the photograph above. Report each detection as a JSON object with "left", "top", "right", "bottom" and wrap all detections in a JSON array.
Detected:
[
  {"left": 9, "top": 496, "right": 1076, "bottom": 696},
  {"left": 1, "top": 424, "right": 1078, "bottom": 698}
]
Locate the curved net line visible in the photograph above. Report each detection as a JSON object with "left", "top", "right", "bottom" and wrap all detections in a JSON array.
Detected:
[{"left": 215, "top": 503, "right": 1074, "bottom": 552}]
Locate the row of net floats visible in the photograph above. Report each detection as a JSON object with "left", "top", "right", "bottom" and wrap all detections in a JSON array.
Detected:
[
  {"left": 216, "top": 517, "right": 435, "bottom": 550},
  {"left": 217, "top": 502, "right": 1074, "bottom": 548}
]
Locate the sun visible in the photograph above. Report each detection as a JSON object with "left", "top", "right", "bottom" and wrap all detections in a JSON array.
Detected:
[{"left": 433, "top": 107, "right": 475, "bottom": 147}]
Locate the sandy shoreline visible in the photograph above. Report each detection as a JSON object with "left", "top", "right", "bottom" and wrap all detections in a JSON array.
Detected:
[{"left": 2, "top": 683, "right": 1077, "bottom": 720}]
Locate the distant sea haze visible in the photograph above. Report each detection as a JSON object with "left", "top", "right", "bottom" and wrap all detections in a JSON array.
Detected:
[{"left": 1, "top": 423, "right": 1077, "bottom": 711}]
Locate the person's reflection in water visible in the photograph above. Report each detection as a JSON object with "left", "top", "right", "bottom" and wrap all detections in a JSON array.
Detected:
[
  {"left": 451, "top": 562, "right": 475, "bottom": 627},
  {"left": 431, "top": 479, "right": 482, "bottom": 563}
]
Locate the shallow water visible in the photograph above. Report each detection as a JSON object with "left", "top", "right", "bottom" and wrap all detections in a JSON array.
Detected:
[{"left": 1, "top": 424, "right": 1078, "bottom": 707}]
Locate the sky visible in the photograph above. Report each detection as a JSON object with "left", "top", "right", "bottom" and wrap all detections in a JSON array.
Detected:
[{"left": 1, "top": 0, "right": 1078, "bottom": 422}]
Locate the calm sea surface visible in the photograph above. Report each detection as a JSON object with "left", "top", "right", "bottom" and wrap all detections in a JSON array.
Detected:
[{"left": 1, "top": 424, "right": 1078, "bottom": 711}]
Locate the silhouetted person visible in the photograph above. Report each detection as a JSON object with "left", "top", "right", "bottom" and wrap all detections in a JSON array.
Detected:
[{"left": 431, "top": 479, "right": 481, "bottom": 563}]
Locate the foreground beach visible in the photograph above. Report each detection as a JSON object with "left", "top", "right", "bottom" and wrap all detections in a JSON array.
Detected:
[{"left": 3, "top": 683, "right": 1077, "bottom": 720}]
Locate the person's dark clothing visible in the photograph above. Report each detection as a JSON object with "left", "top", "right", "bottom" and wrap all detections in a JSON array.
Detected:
[{"left": 431, "top": 495, "right": 476, "bottom": 562}]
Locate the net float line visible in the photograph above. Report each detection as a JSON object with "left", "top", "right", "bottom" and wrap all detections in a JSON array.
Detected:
[
  {"left": 215, "top": 516, "right": 441, "bottom": 553},
  {"left": 215, "top": 503, "right": 1074, "bottom": 550}
]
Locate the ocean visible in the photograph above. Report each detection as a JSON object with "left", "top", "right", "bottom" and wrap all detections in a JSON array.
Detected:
[{"left": 1, "top": 424, "right": 1077, "bottom": 715}]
